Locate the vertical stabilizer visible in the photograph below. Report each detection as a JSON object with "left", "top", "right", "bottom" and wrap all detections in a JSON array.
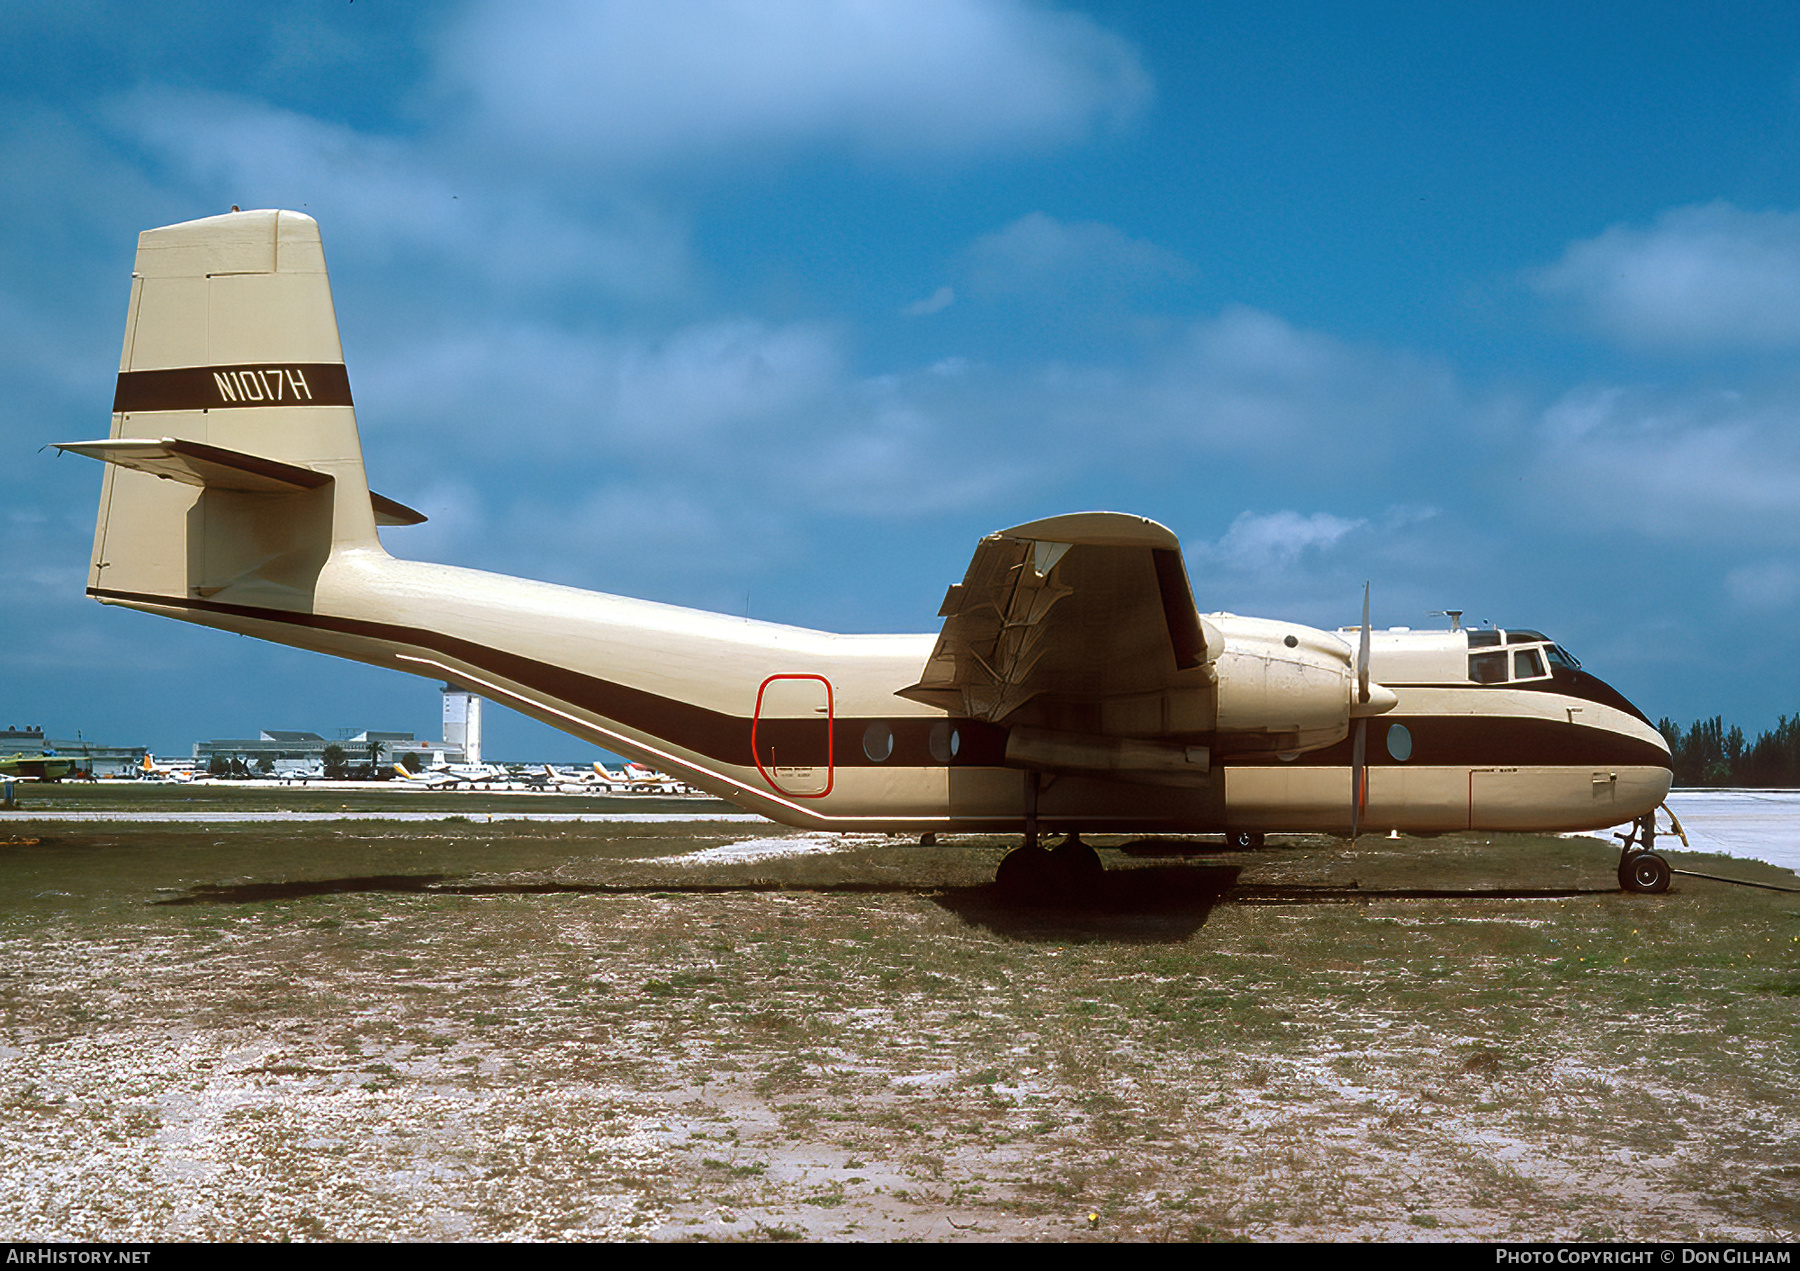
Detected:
[{"left": 85, "top": 209, "right": 380, "bottom": 610}]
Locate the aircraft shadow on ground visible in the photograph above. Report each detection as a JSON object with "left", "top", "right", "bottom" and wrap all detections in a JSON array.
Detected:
[
  {"left": 150, "top": 867, "right": 1248, "bottom": 942},
  {"left": 151, "top": 875, "right": 932, "bottom": 905},
  {"left": 151, "top": 869, "right": 1614, "bottom": 945},
  {"left": 933, "top": 865, "right": 1243, "bottom": 941}
]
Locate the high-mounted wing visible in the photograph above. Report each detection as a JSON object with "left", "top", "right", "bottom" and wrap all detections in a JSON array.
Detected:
[{"left": 901, "top": 512, "right": 1221, "bottom": 730}]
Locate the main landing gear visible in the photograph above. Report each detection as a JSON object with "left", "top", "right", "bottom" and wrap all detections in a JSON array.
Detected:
[
  {"left": 996, "top": 833, "right": 1104, "bottom": 903},
  {"left": 1614, "top": 803, "right": 1688, "bottom": 894},
  {"left": 995, "top": 771, "right": 1104, "bottom": 902}
]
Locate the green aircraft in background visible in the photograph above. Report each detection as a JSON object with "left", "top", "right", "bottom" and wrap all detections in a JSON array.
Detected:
[{"left": 0, "top": 752, "right": 88, "bottom": 781}]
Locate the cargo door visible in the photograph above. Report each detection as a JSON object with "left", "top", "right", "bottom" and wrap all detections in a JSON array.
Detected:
[{"left": 753, "top": 674, "right": 834, "bottom": 798}]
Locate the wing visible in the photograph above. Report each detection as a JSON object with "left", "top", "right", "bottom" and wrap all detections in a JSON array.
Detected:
[{"left": 901, "top": 512, "right": 1221, "bottom": 731}]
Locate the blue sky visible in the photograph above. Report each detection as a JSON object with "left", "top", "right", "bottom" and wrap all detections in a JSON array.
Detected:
[{"left": 8, "top": 1, "right": 1800, "bottom": 759}]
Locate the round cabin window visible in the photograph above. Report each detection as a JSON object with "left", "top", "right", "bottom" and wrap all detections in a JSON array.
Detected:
[
  {"left": 863, "top": 722, "right": 894, "bottom": 762},
  {"left": 1386, "top": 723, "right": 1413, "bottom": 762}
]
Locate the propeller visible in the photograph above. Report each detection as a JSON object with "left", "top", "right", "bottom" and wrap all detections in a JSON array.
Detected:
[{"left": 1350, "top": 581, "right": 1371, "bottom": 840}]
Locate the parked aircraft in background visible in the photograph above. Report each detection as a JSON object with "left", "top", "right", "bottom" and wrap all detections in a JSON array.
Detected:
[
  {"left": 0, "top": 752, "right": 88, "bottom": 782},
  {"left": 534, "top": 763, "right": 629, "bottom": 792},
  {"left": 57, "top": 210, "right": 1677, "bottom": 896},
  {"left": 139, "top": 753, "right": 193, "bottom": 782},
  {"left": 390, "top": 765, "right": 459, "bottom": 789},
  {"left": 390, "top": 761, "right": 509, "bottom": 789},
  {"left": 592, "top": 761, "right": 693, "bottom": 794}
]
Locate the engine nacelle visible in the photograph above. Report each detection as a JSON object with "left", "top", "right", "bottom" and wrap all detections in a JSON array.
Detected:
[{"left": 1211, "top": 616, "right": 1376, "bottom": 753}]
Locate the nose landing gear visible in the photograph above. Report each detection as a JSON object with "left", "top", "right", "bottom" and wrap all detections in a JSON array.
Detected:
[{"left": 1613, "top": 803, "right": 1688, "bottom": 894}]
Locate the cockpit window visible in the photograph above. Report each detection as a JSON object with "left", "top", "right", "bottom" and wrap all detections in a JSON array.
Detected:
[
  {"left": 1544, "top": 644, "right": 1582, "bottom": 671},
  {"left": 1505, "top": 629, "right": 1548, "bottom": 644},
  {"left": 1468, "top": 630, "right": 1502, "bottom": 648},
  {"left": 1469, "top": 651, "right": 1507, "bottom": 684},
  {"left": 1513, "top": 648, "right": 1546, "bottom": 680}
]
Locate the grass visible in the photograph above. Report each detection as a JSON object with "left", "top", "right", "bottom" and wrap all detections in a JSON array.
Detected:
[{"left": 0, "top": 786, "right": 1796, "bottom": 1239}]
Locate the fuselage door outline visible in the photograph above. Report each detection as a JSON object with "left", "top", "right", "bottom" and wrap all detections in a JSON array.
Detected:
[{"left": 752, "top": 673, "right": 835, "bottom": 798}]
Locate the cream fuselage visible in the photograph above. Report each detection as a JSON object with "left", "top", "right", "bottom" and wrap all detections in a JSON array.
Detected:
[{"left": 98, "top": 549, "right": 1671, "bottom": 837}]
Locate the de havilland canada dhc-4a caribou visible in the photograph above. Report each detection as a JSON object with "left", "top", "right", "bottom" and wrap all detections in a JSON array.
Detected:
[{"left": 56, "top": 210, "right": 1679, "bottom": 895}]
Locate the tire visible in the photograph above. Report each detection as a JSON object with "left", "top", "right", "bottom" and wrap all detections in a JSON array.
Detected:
[
  {"left": 1619, "top": 852, "right": 1672, "bottom": 894},
  {"left": 996, "top": 846, "right": 1057, "bottom": 903},
  {"left": 997, "top": 840, "right": 1103, "bottom": 903}
]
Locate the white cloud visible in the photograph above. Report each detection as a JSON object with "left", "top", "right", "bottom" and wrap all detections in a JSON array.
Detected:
[
  {"left": 965, "top": 212, "right": 1189, "bottom": 297},
  {"left": 1194, "top": 510, "right": 1366, "bottom": 573},
  {"left": 107, "top": 89, "right": 698, "bottom": 305},
  {"left": 363, "top": 300, "right": 1464, "bottom": 514},
  {"left": 357, "top": 315, "right": 845, "bottom": 490},
  {"left": 799, "top": 393, "right": 1021, "bottom": 516},
  {"left": 1530, "top": 381, "right": 1800, "bottom": 542},
  {"left": 435, "top": 0, "right": 1151, "bottom": 169},
  {"left": 609, "top": 319, "right": 843, "bottom": 443},
  {"left": 1532, "top": 202, "right": 1800, "bottom": 351},
  {"left": 903, "top": 285, "right": 956, "bottom": 316},
  {"left": 1725, "top": 560, "right": 1800, "bottom": 611},
  {"left": 1119, "top": 306, "right": 1462, "bottom": 466}
]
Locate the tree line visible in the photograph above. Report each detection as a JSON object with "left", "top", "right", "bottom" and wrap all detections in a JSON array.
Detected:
[{"left": 1656, "top": 714, "right": 1800, "bottom": 786}]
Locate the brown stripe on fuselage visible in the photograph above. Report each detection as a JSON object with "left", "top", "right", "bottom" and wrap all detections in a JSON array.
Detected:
[
  {"left": 1244, "top": 714, "right": 1668, "bottom": 770},
  {"left": 86, "top": 587, "right": 1666, "bottom": 777},
  {"left": 114, "top": 363, "right": 353, "bottom": 412}
]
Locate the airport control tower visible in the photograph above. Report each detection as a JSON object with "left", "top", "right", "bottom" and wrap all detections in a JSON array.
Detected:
[{"left": 441, "top": 685, "right": 483, "bottom": 766}]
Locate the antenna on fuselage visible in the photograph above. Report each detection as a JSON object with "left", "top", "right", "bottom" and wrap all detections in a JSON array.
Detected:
[{"left": 1430, "top": 609, "right": 1463, "bottom": 632}]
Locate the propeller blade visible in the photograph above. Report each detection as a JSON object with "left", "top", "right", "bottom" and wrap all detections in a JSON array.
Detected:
[
  {"left": 1358, "top": 580, "right": 1371, "bottom": 705},
  {"left": 1350, "top": 581, "right": 1372, "bottom": 838}
]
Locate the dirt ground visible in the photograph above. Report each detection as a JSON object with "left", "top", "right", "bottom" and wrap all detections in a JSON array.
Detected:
[{"left": 0, "top": 814, "right": 1796, "bottom": 1241}]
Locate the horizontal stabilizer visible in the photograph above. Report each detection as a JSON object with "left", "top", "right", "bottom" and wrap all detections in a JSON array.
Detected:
[
  {"left": 56, "top": 437, "right": 328, "bottom": 492},
  {"left": 58, "top": 437, "right": 426, "bottom": 524},
  {"left": 370, "top": 491, "right": 428, "bottom": 527}
]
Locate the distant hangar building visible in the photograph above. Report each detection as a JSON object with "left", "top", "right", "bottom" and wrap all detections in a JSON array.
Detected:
[
  {"left": 192, "top": 729, "right": 466, "bottom": 774},
  {"left": 0, "top": 725, "right": 147, "bottom": 778},
  {"left": 194, "top": 685, "right": 486, "bottom": 774}
]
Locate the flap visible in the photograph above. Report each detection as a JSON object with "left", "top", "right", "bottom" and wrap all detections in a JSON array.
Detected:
[{"left": 901, "top": 511, "right": 1219, "bottom": 724}]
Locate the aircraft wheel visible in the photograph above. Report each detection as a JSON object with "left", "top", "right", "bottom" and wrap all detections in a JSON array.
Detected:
[
  {"left": 996, "top": 837, "right": 1103, "bottom": 903},
  {"left": 1226, "top": 830, "right": 1265, "bottom": 850},
  {"left": 1619, "top": 852, "right": 1672, "bottom": 894},
  {"left": 996, "top": 845, "right": 1055, "bottom": 902},
  {"left": 1051, "top": 835, "right": 1104, "bottom": 886}
]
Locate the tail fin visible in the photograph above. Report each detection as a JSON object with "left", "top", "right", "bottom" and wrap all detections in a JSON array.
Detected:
[{"left": 59, "top": 210, "right": 421, "bottom": 612}]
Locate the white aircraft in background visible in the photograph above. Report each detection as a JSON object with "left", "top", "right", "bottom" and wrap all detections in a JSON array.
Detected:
[
  {"left": 592, "top": 761, "right": 692, "bottom": 793},
  {"left": 140, "top": 753, "right": 194, "bottom": 782},
  {"left": 515, "top": 763, "right": 605, "bottom": 791},
  {"left": 57, "top": 210, "right": 1677, "bottom": 897},
  {"left": 390, "top": 761, "right": 509, "bottom": 789}
]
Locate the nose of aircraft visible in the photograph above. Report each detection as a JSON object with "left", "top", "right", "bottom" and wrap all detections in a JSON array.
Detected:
[{"left": 1589, "top": 673, "right": 1674, "bottom": 765}]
